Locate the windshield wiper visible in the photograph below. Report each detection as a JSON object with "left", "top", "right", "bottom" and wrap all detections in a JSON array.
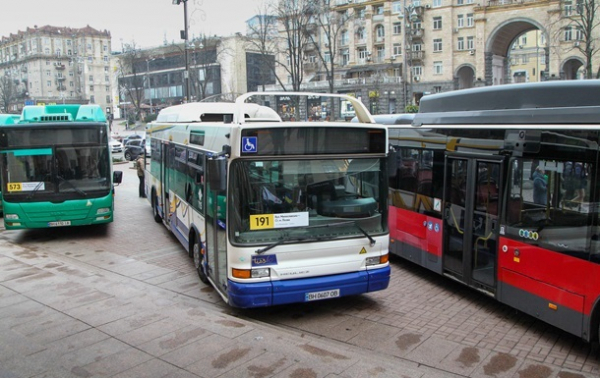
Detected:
[
  {"left": 254, "top": 220, "right": 375, "bottom": 254},
  {"left": 255, "top": 234, "right": 326, "bottom": 255},
  {"left": 26, "top": 180, "right": 46, "bottom": 200},
  {"left": 57, "top": 175, "right": 87, "bottom": 196}
]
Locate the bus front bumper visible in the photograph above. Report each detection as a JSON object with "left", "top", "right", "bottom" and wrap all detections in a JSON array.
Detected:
[{"left": 227, "top": 265, "right": 390, "bottom": 308}]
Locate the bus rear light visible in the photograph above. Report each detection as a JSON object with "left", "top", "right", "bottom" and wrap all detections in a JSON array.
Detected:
[
  {"left": 232, "top": 268, "right": 270, "bottom": 279},
  {"left": 366, "top": 254, "right": 388, "bottom": 266},
  {"left": 548, "top": 303, "right": 558, "bottom": 311}
]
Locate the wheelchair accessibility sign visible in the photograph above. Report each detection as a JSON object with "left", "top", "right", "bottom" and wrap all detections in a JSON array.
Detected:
[{"left": 242, "top": 137, "right": 258, "bottom": 153}]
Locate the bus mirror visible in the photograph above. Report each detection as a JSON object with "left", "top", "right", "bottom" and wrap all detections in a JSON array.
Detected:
[
  {"left": 207, "top": 157, "right": 227, "bottom": 191},
  {"left": 388, "top": 149, "right": 398, "bottom": 178},
  {"left": 113, "top": 170, "right": 123, "bottom": 185}
]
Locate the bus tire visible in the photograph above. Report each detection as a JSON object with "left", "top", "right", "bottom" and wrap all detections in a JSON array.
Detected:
[
  {"left": 192, "top": 237, "right": 209, "bottom": 284},
  {"left": 152, "top": 191, "right": 162, "bottom": 223}
]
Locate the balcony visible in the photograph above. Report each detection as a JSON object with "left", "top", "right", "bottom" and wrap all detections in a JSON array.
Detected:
[
  {"left": 409, "top": 28, "right": 424, "bottom": 41},
  {"left": 409, "top": 50, "right": 424, "bottom": 62},
  {"left": 55, "top": 63, "right": 65, "bottom": 70}
]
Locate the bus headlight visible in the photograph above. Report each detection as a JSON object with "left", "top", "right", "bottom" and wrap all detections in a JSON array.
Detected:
[
  {"left": 366, "top": 253, "right": 389, "bottom": 266},
  {"left": 232, "top": 268, "right": 271, "bottom": 279},
  {"left": 96, "top": 208, "right": 110, "bottom": 215},
  {"left": 4, "top": 214, "right": 19, "bottom": 220}
]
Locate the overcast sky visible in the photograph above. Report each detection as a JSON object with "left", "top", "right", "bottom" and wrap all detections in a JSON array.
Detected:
[{"left": 1, "top": 0, "right": 269, "bottom": 50}]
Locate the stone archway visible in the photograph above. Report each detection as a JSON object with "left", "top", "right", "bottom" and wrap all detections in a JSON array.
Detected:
[
  {"left": 455, "top": 65, "right": 476, "bottom": 89},
  {"left": 485, "top": 19, "right": 547, "bottom": 86},
  {"left": 562, "top": 58, "right": 584, "bottom": 80}
]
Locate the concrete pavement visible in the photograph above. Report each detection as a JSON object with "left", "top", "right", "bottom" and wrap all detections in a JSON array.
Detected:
[{"left": 0, "top": 124, "right": 598, "bottom": 377}]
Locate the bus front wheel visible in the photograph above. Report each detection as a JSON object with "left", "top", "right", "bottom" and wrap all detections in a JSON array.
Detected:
[{"left": 193, "top": 238, "right": 209, "bottom": 284}]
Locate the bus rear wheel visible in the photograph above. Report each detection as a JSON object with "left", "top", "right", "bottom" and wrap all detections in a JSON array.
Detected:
[{"left": 193, "top": 238, "right": 209, "bottom": 284}]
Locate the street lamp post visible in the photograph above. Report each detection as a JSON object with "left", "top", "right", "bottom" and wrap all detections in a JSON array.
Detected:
[
  {"left": 146, "top": 58, "right": 154, "bottom": 114},
  {"left": 401, "top": 0, "right": 419, "bottom": 110},
  {"left": 173, "top": 0, "right": 191, "bottom": 102}
]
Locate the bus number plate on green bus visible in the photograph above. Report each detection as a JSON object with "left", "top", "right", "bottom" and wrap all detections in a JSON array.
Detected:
[
  {"left": 7, "top": 182, "right": 44, "bottom": 192},
  {"left": 48, "top": 221, "right": 71, "bottom": 227}
]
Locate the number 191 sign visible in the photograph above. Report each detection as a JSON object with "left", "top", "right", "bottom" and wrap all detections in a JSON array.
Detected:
[{"left": 249, "top": 212, "right": 309, "bottom": 230}]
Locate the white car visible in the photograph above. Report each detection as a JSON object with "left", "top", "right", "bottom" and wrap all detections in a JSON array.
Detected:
[{"left": 110, "top": 138, "right": 123, "bottom": 153}]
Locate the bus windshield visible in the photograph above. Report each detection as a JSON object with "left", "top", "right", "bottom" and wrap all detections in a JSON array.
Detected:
[
  {"left": 3, "top": 145, "right": 110, "bottom": 201},
  {"left": 230, "top": 158, "right": 386, "bottom": 245}
]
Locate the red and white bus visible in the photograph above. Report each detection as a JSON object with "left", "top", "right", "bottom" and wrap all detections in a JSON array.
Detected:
[{"left": 386, "top": 80, "right": 600, "bottom": 341}]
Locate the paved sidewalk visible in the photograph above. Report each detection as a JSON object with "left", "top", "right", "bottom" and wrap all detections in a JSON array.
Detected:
[
  {"left": 0, "top": 161, "right": 597, "bottom": 378},
  {"left": 0, "top": 237, "right": 458, "bottom": 378}
]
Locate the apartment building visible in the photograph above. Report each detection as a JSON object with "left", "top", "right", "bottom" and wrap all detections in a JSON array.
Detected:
[
  {"left": 0, "top": 25, "right": 112, "bottom": 113},
  {"left": 267, "top": 0, "right": 593, "bottom": 115}
]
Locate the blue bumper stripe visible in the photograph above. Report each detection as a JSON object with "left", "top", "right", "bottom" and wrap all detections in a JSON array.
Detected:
[{"left": 227, "top": 266, "right": 391, "bottom": 308}]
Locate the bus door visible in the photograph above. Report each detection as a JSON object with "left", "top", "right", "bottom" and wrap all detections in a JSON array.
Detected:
[
  {"left": 443, "top": 156, "right": 503, "bottom": 292},
  {"left": 205, "top": 162, "right": 228, "bottom": 296}
]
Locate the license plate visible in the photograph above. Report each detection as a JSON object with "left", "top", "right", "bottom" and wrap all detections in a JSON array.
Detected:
[
  {"left": 48, "top": 221, "right": 71, "bottom": 227},
  {"left": 305, "top": 289, "right": 340, "bottom": 302}
]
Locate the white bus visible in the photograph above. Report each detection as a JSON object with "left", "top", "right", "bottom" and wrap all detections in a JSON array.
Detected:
[{"left": 145, "top": 92, "right": 392, "bottom": 308}]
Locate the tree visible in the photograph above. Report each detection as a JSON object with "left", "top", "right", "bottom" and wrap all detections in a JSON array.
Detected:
[
  {"left": 244, "top": 5, "right": 282, "bottom": 91},
  {"left": 0, "top": 74, "right": 17, "bottom": 113},
  {"left": 274, "top": 0, "right": 314, "bottom": 92},
  {"left": 305, "top": 1, "right": 351, "bottom": 94},
  {"left": 565, "top": 0, "right": 600, "bottom": 78},
  {"left": 117, "top": 42, "right": 145, "bottom": 122}
]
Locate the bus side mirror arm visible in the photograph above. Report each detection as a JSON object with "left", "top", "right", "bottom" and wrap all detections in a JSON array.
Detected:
[
  {"left": 388, "top": 147, "right": 398, "bottom": 178},
  {"left": 113, "top": 170, "right": 123, "bottom": 185}
]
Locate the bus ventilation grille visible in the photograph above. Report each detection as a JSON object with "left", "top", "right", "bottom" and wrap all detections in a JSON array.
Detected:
[{"left": 40, "top": 115, "right": 70, "bottom": 122}]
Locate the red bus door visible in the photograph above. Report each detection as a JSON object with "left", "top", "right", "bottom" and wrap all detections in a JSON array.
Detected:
[{"left": 443, "top": 156, "right": 503, "bottom": 293}]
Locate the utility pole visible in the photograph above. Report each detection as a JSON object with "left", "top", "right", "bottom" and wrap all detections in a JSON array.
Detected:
[{"left": 173, "top": 0, "right": 191, "bottom": 102}]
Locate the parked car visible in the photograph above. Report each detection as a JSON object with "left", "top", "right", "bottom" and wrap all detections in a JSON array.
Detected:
[
  {"left": 110, "top": 138, "right": 123, "bottom": 153},
  {"left": 124, "top": 139, "right": 145, "bottom": 161},
  {"left": 123, "top": 133, "right": 144, "bottom": 145}
]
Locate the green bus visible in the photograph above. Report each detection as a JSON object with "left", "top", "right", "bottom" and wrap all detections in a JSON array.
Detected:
[{"left": 0, "top": 104, "right": 122, "bottom": 229}]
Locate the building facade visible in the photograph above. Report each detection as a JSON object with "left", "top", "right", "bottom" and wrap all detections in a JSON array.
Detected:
[
  {"left": 267, "top": 0, "right": 595, "bottom": 115},
  {"left": 0, "top": 25, "right": 112, "bottom": 113}
]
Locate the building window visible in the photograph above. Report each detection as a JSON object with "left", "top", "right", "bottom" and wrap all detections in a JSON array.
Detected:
[
  {"left": 69, "top": 81, "right": 73, "bottom": 87},
  {"left": 89, "top": 75, "right": 93, "bottom": 82},
  {"left": 393, "top": 43, "right": 402, "bottom": 56},
  {"left": 90, "top": 85, "right": 94, "bottom": 91},
  {"left": 564, "top": 26, "right": 572, "bottom": 41},
  {"left": 433, "top": 38, "right": 443, "bottom": 52},
  {"left": 46, "top": 70, "right": 51, "bottom": 76},
  {"left": 105, "top": 75, "right": 109, "bottom": 82},
  {"left": 341, "top": 49, "right": 349, "bottom": 65},
  {"left": 434, "top": 61, "right": 443, "bottom": 74},
  {"left": 433, "top": 17, "right": 442, "bottom": 30},
  {"left": 457, "top": 0, "right": 464, "bottom": 4},
  {"left": 355, "top": 8, "right": 366, "bottom": 19},
  {"left": 467, "top": 36, "right": 474, "bottom": 50},
  {"left": 434, "top": 86, "right": 442, "bottom": 93},
  {"left": 357, "top": 27, "right": 365, "bottom": 41},
  {"left": 393, "top": 22, "right": 402, "bottom": 35},
  {"left": 413, "top": 65, "right": 423, "bottom": 77},
  {"left": 376, "top": 46, "right": 386, "bottom": 60},
  {"left": 341, "top": 30, "right": 349, "bottom": 45},
  {"left": 392, "top": 1, "right": 402, "bottom": 13},
  {"left": 467, "top": 14, "right": 474, "bottom": 27},
  {"left": 47, "top": 80, "right": 51, "bottom": 87},
  {"left": 458, "top": 37, "right": 464, "bottom": 50},
  {"left": 457, "top": 14, "right": 464, "bottom": 28},
  {"left": 433, "top": 0, "right": 442, "bottom": 7},
  {"left": 375, "top": 25, "right": 385, "bottom": 41},
  {"left": 358, "top": 47, "right": 369, "bottom": 61},
  {"left": 374, "top": 5, "right": 384, "bottom": 14},
  {"left": 576, "top": 27, "right": 583, "bottom": 40},
  {"left": 90, "top": 95, "right": 95, "bottom": 103}
]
